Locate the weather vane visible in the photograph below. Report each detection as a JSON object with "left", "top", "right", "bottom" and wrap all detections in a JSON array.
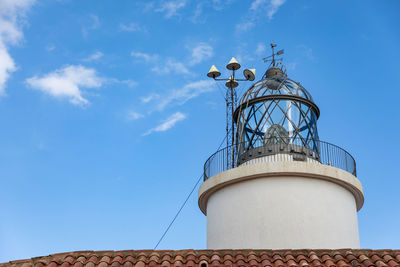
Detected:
[
  {"left": 263, "top": 43, "right": 284, "bottom": 66},
  {"left": 262, "top": 43, "right": 287, "bottom": 80},
  {"left": 206, "top": 57, "right": 255, "bottom": 168}
]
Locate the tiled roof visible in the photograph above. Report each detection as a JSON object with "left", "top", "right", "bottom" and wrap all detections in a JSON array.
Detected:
[{"left": 1, "top": 250, "right": 400, "bottom": 267}]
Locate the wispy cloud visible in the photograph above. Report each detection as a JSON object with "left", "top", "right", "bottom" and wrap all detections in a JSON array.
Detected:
[
  {"left": 189, "top": 43, "right": 213, "bottom": 65},
  {"left": 131, "top": 51, "right": 190, "bottom": 76},
  {"left": 46, "top": 44, "right": 55, "bottom": 52},
  {"left": 143, "top": 112, "right": 186, "bottom": 135},
  {"left": 141, "top": 93, "right": 160, "bottom": 103},
  {"left": 155, "top": 0, "right": 186, "bottom": 18},
  {"left": 155, "top": 80, "right": 215, "bottom": 111},
  {"left": 190, "top": 3, "right": 204, "bottom": 23},
  {"left": 83, "top": 51, "right": 104, "bottom": 62},
  {"left": 26, "top": 65, "right": 103, "bottom": 106},
  {"left": 298, "top": 44, "right": 316, "bottom": 62},
  {"left": 286, "top": 62, "right": 297, "bottom": 70},
  {"left": 235, "top": 21, "right": 255, "bottom": 32},
  {"left": 127, "top": 111, "right": 144, "bottom": 121},
  {"left": 250, "top": 0, "right": 286, "bottom": 20},
  {"left": 108, "top": 78, "right": 137, "bottom": 88},
  {"left": 82, "top": 14, "right": 100, "bottom": 37},
  {"left": 119, "top": 23, "right": 147, "bottom": 32},
  {"left": 0, "top": 0, "right": 35, "bottom": 95},
  {"left": 131, "top": 51, "right": 158, "bottom": 63},
  {"left": 236, "top": 0, "right": 286, "bottom": 33},
  {"left": 265, "top": 0, "right": 286, "bottom": 19},
  {"left": 151, "top": 58, "right": 190, "bottom": 75},
  {"left": 255, "top": 43, "right": 266, "bottom": 56}
]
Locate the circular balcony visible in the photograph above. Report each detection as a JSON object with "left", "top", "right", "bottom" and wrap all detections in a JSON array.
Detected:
[{"left": 203, "top": 138, "right": 357, "bottom": 180}]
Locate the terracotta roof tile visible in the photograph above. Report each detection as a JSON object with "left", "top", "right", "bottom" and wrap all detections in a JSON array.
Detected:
[
  {"left": 186, "top": 260, "right": 195, "bottom": 267},
  {"left": 2, "top": 250, "right": 400, "bottom": 267},
  {"left": 122, "top": 261, "right": 132, "bottom": 267},
  {"left": 387, "top": 260, "right": 400, "bottom": 267},
  {"left": 377, "top": 261, "right": 389, "bottom": 267},
  {"left": 261, "top": 259, "right": 273, "bottom": 267},
  {"left": 186, "top": 254, "right": 196, "bottom": 262},
  {"left": 112, "top": 257, "right": 122, "bottom": 264},
  {"left": 223, "top": 258, "right": 234, "bottom": 267},
  {"left": 299, "top": 259, "right": 309, "bottom": 267},
  {"left": 133, "top": 262, "right": 144, "bottom": 267}
]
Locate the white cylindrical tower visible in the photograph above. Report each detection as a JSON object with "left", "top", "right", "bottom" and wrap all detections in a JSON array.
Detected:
[
  {"left": 200, "top": 54, "right": 364, "bottom": 249},
  {"left": 199, "top": 161, "right": 363, "bottom": 249}
]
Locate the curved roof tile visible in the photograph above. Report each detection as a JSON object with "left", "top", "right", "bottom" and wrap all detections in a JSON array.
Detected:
[{"left": 2, "top": 250, "right": 400, "bottom": 267}]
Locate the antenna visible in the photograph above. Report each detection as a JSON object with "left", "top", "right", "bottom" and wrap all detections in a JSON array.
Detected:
[{"left": 206, "top": 58, "right": 256, "bottom": 168}]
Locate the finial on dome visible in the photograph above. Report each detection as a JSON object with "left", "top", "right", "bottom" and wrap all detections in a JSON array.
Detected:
[{"left": 262, "top": 43, "right": 286, "bottom": 79}]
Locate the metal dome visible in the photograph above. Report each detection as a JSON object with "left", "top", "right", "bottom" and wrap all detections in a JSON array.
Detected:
[{"left": 239, "top": 76, "right": 314, "bottom": 106}]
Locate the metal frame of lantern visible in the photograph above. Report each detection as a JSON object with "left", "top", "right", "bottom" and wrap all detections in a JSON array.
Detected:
[
  {"left": 231, "top": 44, "right": 321, "bottom": 166},
  {"left": 233, "top": 75, "right": 321, "bottom": 166},
  {"left": 203, "top": 43, "right": 358, "bottom": 182}
]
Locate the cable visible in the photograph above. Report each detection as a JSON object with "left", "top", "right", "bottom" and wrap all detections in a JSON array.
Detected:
[
  {"left": 153, "top": 135, "right": 227, "bottom": 250},
  {"left": 153, "top": 173, "right": 203, "bottom": 250},
  {"left": 215, "top": 80, "right": 227, "bottom": 101}
]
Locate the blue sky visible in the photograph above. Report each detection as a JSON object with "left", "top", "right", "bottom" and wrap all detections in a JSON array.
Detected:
[{"left": 1, "top": 0, "right": 400, "bottom": 262}]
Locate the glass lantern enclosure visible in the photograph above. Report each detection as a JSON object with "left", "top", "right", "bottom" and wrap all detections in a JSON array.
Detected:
[{"left": 233, "top": 67, "right": 320, "bottom": 165}]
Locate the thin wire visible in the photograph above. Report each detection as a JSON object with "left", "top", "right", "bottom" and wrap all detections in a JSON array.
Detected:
[
  {"left": 153, "top": 135, "right": 227, "bottom": 250},
  {"left": 153, "top": 173, "right": 203, "bottom": 250},
  {"left": 215, "top": 80, "right": 227, "bottom": 101}
]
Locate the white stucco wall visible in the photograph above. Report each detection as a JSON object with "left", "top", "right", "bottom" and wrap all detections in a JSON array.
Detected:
[{"left": 199, "top": 162, "right": 363, "bottom": 249}]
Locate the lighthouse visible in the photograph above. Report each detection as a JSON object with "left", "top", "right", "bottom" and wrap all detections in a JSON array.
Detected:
[{"left": 200, "top": 44, "right": 364, "bottom": 249}]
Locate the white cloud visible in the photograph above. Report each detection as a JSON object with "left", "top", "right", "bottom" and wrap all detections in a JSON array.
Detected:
[
  {"left": 235, "top": 21, "right": 255, "bottom": 32},
  {"left": 286, "top": 62, "right": 297, "bottom": 70},
  {"left": 45, "top": 44, "right": 55, "bottom": 52},
  {"left": 131, "top": 51, "right": 158, "bottom": 63},
  {"left": 189, "top": 43, "right": 213, "bottom": 65},
  {"left": 156, "top": 80, "right": 215, "bottom": 111},
  {"left": 26, "top": 65, "right": 103, "bottom": 106},
  {"left": 267, "top": 0, "right": 286, "bottom": 19},
  {"left": 82, "top": 14, "right": 100, "bottom": 37},
  {"left": 108, "top": 78, "right": 138, "bottom": 88},
  {"left": 0, "top": 0, "right": 35, "bottom": 95},
  {"left": 250, "top": 0, "right": 267, "bottom": 10},
  {"left": 255, "top": 43, "right": 266, "bottom": 55},
  {"left": 298, "top": 44, "right": 316, "bottom": 62},
  {"left": 131, "top": 51, "right": 190, "bottom": 76},
  {"left": 120, "top": 23, "right": 146, "bottom": 32},
  {"left": 250, "top": 0, "right": 286, "bottom": 19},
  {"left": 151, "top": 58, "right": 190, "bottom": 75},
  {"left": 0, "top": 46, "right": 17, "bottom": 95},
  {"left": 127, "top": 111, "right": 144, "bottom": 121},
  {"left": 236, "top": 0, "right": 286, "bottom": 33},
  {"left": 143, "top": 112, "right": 186, "bottom": 135},
  {"left": 119, "top": 79, "right": 137, "bottom": 88},
  {"left": 155, "top": 0, "right": 186, "bottom": 18},
  {"left": 141, "top": 93, "right": 160, "bottom": 103},
  {"left": 189, "top": 3, "right": 204, "bottom": 24},
  {"left": 83, "top": 51, "right": 103, "bottom": 62}
]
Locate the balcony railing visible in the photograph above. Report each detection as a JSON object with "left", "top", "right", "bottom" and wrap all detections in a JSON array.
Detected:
[{"left": 203, "top": 138, "right": 357, "bottom": 180}]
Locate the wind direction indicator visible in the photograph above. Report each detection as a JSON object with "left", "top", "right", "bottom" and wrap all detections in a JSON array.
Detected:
[{"left": 263, "top": 43, "right": 284, "bottom": 66}]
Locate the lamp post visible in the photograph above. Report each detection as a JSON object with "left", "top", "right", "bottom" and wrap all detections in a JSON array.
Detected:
[{"left": 207, "top": 57, "right": 255, "bottom": 168}]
